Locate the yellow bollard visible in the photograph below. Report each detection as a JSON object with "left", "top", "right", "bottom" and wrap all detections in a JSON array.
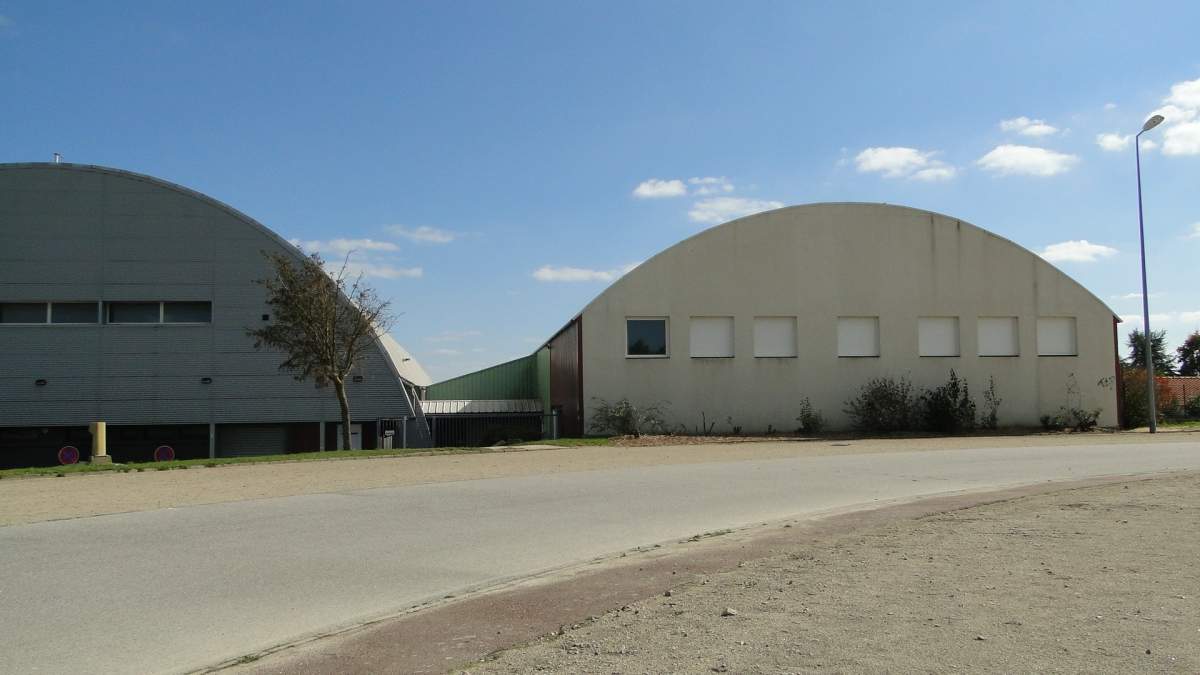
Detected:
[{"left": 89, "top": 421, "right": 112, "bottom": 464}]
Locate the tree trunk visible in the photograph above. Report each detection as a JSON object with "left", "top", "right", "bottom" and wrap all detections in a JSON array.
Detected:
[{"left": 333, "top": 377, "right": 353, "bottom": 451}]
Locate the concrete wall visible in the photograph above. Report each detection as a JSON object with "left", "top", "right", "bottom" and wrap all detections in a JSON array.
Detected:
[
  {"left": 0, "top": 163, "right": 421, "bottom": 433},
  {"left": 580, "top": 203, "right": 1120, "bottom": 431}
]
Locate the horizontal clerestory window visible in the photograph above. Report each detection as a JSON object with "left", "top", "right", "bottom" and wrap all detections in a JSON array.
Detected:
[
  {"left": 0, "top": 303, "right": 49, "bottom": 324},
  {"left": 106, "top": 301, "right": 213, "bottom": 324}
]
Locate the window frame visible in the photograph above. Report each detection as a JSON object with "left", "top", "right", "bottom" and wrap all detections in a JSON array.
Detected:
[
  {"left": 163, "top": 301, "right": 213, "bottom": 325},
  {"left": 625, "top": 316, "right": 670, "bottom": 358},
  {"left": 917, "top": 316, "right": 961, "bottom": 358},
  {"left": 106, "top": 301, "right": 165, "bottom": 325},
  {"left": 689, "top": 315, "right": 735, "bottom": 359},
  {"left": 752, "top": 316, "right": 798, "bottom": 358},
  {"left": 977, "top": 316, "right": 1020, "bottom": 357},
  {"left": 0, "top": 302, "right": 50, "bottom": 325},
  {"left": 1036, "top": 316, "right": 1078, "bottom": 357},
  {"left": 50, "top": 301, "right": 101, "bottom": 325},
  {"left": 837, "top": 316, "right": 881, "bottom": 358}
]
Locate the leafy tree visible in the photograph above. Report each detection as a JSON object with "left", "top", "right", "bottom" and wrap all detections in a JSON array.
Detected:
[
  {"left": 1126, "top": 328, "right": 1177, "bottom": 376},
  {"left": 1177, "top": 331, "right": 1200, "bottom": 376},
  {"left": 1119, "top": 365, "right": 1172, "bottom": 429},
  {"left": 248, "top": 252, "right": 393, "bottom": 452}
]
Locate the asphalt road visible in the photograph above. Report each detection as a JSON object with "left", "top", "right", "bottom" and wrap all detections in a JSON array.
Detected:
[{"left": 2, "top": 440, "right": 1198, "bottom": 674}]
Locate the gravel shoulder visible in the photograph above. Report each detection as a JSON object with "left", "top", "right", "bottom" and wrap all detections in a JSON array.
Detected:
[
  {"left": 1, "top": 431, "right": 1195, "bottom": 527},
  {"left": 463, "top": 472, "right": 1200, "bottom": 674}
]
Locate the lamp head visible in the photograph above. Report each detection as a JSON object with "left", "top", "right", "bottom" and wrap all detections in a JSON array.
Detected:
[{"left": 1142, "top": 114, "right": 1165, "bottom": 132}]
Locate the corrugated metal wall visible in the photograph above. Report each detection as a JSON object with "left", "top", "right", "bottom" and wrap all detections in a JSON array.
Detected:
[
  {"left": 217, "top": 424, "right": 289, "bottom": 457},
  {"left": 0, "top": 164, "right": 422, "bottom": 441},
  {"left": 548, "top": 317, "right": 583, "bottom": 436},
  {"left": 425, "top": 354, "right": 539, "bottom": 400}
]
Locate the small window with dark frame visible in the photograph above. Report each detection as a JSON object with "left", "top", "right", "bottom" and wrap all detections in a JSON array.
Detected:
[
  {"left": 51, "top": 302, "right": 99, "bottom": 324},
  {"left": 626, "top": 318, "right": 668, "bottom": 357},
  {"left": 163, "top": 302, "right": 212, "bottom": 323},
  {"left": 0, "top": 303, "right": 48, "bottom": 324},
  {"left": 107, "top": 302, "right": 161, "bottom": 324}
]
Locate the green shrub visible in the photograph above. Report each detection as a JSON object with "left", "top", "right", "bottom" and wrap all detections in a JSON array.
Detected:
[
  {"left": 1119, "top": 367, "right": 1172, "bottom": 428},
  {"left": 1185, "top": 395, "right": 1200, "bottom": 419},
  {"left": 795, "top": 397, "right": 826, "bottom": 434},
  {"left": 981, "top": 376, "right": 1002, "bottom": 430},
  {"left": 589, "top": 398, "right": 668, "bottom": 437},
  {"left": 919, "top": 370, "right": 977, "bottom": 433},
  {"left": 844, "top": 377, "right": 917, "bottom": 432}
]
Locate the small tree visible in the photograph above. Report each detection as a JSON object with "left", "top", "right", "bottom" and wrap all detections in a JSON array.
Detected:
[
  {"left": 248, "top": 252, "right": 392, "bottom": 452},
  {"left": 1126, "top": 328, "right": 1177, "bottom": 376},
  {"left": 1177, "top": 331, "right": 1200, "bottom": 376}
]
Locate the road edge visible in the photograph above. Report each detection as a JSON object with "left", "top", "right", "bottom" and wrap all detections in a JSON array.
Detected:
[{"left": 213, "top": 470, "right": 1195, "bottom": 675}]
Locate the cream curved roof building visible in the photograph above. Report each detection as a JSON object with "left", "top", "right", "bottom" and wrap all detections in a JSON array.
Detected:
[{"left": 431, "top": 203, "right": 1121, "bottom": 435}]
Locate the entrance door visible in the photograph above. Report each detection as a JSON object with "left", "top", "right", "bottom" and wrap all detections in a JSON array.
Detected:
[{"left": 335, "top": 424, "right": 362, "bottom": 450}]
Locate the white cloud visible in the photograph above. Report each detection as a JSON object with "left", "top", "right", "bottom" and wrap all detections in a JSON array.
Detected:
[
  {"left": 1165, "top": 77, "right": 1200, "bottom": 111},
  {"left": 632, "top": 178, "right": 687, "bottom": 199},
  {"left": 1187, "top": 223, "right": 1200, "bottom": 239},
  {"left": 1104, "top": 102, "right": 1118, "bottom": 111},
  {"left": 1039, "top": 240, "right": 1118, "bottom": 263},
  {"left": 1139, "top": 77, "right": 1200, "bottom": 156},
  {"left": 532, "top": 262, "right": 640, "bottom": 283},
  {"left": 1162, "top": 121, "right": 1200, "bottom": 156},
  {"left": 1000, "top": 116, "right": 1059, "bottom": 137},
  {"left": 688, "top": 176, "right": 734, "bottom": 195},
  {"left": 431, "top": 348, "right": 462, "bottom": 356},
  {"left": 911, "top": 166, "right": 958, "bottom": 181},
  {"left": 1140, "top": 138, "right": 1159, "bottom": 151},
  {"left": 1096, "top": 133, "right": 1132, "bottom": 152},
  {"left": 290, "top": 238, "right": 399, "bottom": 255},
  {"left": 688, "top": 197, "right": 785, "bottom": 225},
  {"left": 976, "top": 145, "right": 1079, "bottom": 176},
  {"left": 1111, "top": 292, "right": 1162, "bottom": 301},
  {"left": 386, "top": 225, "right": 458, "bottom": 244},
  {"left": 855, "top": 147, "right": 925, "bottom": 177},
  {"left": 342, "top": 262, "right": 422, "bottom": 279},
  {"left": 1179, "top": 311, "right": 1200, "bottom": 324}
]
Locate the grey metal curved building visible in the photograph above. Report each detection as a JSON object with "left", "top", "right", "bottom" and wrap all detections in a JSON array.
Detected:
[{"left": 0, "top": 163, "right": 431, "bottom": 466}]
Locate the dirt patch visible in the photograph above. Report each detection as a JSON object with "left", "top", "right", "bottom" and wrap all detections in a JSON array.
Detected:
[
  {"left": 1, "top": 432, "right": 1195, "bottom": 527},
  {"left": 459, "top": 474, "right": 1200, "bottom": 674}
]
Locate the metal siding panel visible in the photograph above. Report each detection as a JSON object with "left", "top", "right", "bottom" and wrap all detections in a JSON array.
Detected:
[
  {"left": 426, "top": 354, "right": 538, "bottom": 400},
  {"left": 548, "top": 317, "right": 583, "bottom": 436},
  {"left": 0, "top": 164, "right": 417, "bottom": 429},
  {"left": 217, "top": 424, "right": 289, "bottom": 457}
]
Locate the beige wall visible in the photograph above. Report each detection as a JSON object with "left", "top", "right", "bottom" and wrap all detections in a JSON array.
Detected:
[{"left": 581, "top": 203, "right": 1119, "bottom": 432}]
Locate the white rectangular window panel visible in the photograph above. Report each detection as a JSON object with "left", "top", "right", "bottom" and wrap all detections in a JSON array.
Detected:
[
  {"left": 1037, "top": 317, "right": 1077, "bottom": 356},
  {"left": 978, "top": 317, "right": 1019, "bottom": 356},
  {"left": 918, "top": 317, "right": 960, "bottom": 357},
  {"left": 690, "top": 316, "right": 734, "bottom": 358},
  {"left": 753, "top": 316, "right": 797, "bottom": 357},
  {"left": 837, "top": 316, "right": 880, "bottom": 357}
]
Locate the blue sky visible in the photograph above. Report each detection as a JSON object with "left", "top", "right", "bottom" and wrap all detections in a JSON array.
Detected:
[{"left": 2, "top": 2, "right": 1198, "bottom": 380}]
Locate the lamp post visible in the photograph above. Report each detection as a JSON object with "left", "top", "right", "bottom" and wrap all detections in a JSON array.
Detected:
[{"left": 1135, "top": 113, "right": 1165, "bottom": 432}]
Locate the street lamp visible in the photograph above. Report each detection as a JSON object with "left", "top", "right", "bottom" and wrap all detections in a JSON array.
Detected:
[{"left": 1135, "top": 113, "right": 1164, "bottom": 432}]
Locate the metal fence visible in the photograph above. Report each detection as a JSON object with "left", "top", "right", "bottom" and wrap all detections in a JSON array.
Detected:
[{"left": 378, "top": 411, "right": 559, "bottom": 449}]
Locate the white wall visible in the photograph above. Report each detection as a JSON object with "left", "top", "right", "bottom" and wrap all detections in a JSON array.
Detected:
[{"left": 580, "top": 203, "right": 1119, "bottom": 431}]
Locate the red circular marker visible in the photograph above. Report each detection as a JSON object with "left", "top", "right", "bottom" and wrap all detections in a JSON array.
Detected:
[
  {"left": 58, "top": 446, "right": 80, "bottom": 465},
  {"left": 153, "top": 445, "right": 175, "bottom": 462}
]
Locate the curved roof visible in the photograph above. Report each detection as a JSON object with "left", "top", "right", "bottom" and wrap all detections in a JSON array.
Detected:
[
  {"left": 579, "top": 202, "right": 1117, "bottom": 319},
  {"left": 0, "top": 162, "right": 432, "bottom": 386}
]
